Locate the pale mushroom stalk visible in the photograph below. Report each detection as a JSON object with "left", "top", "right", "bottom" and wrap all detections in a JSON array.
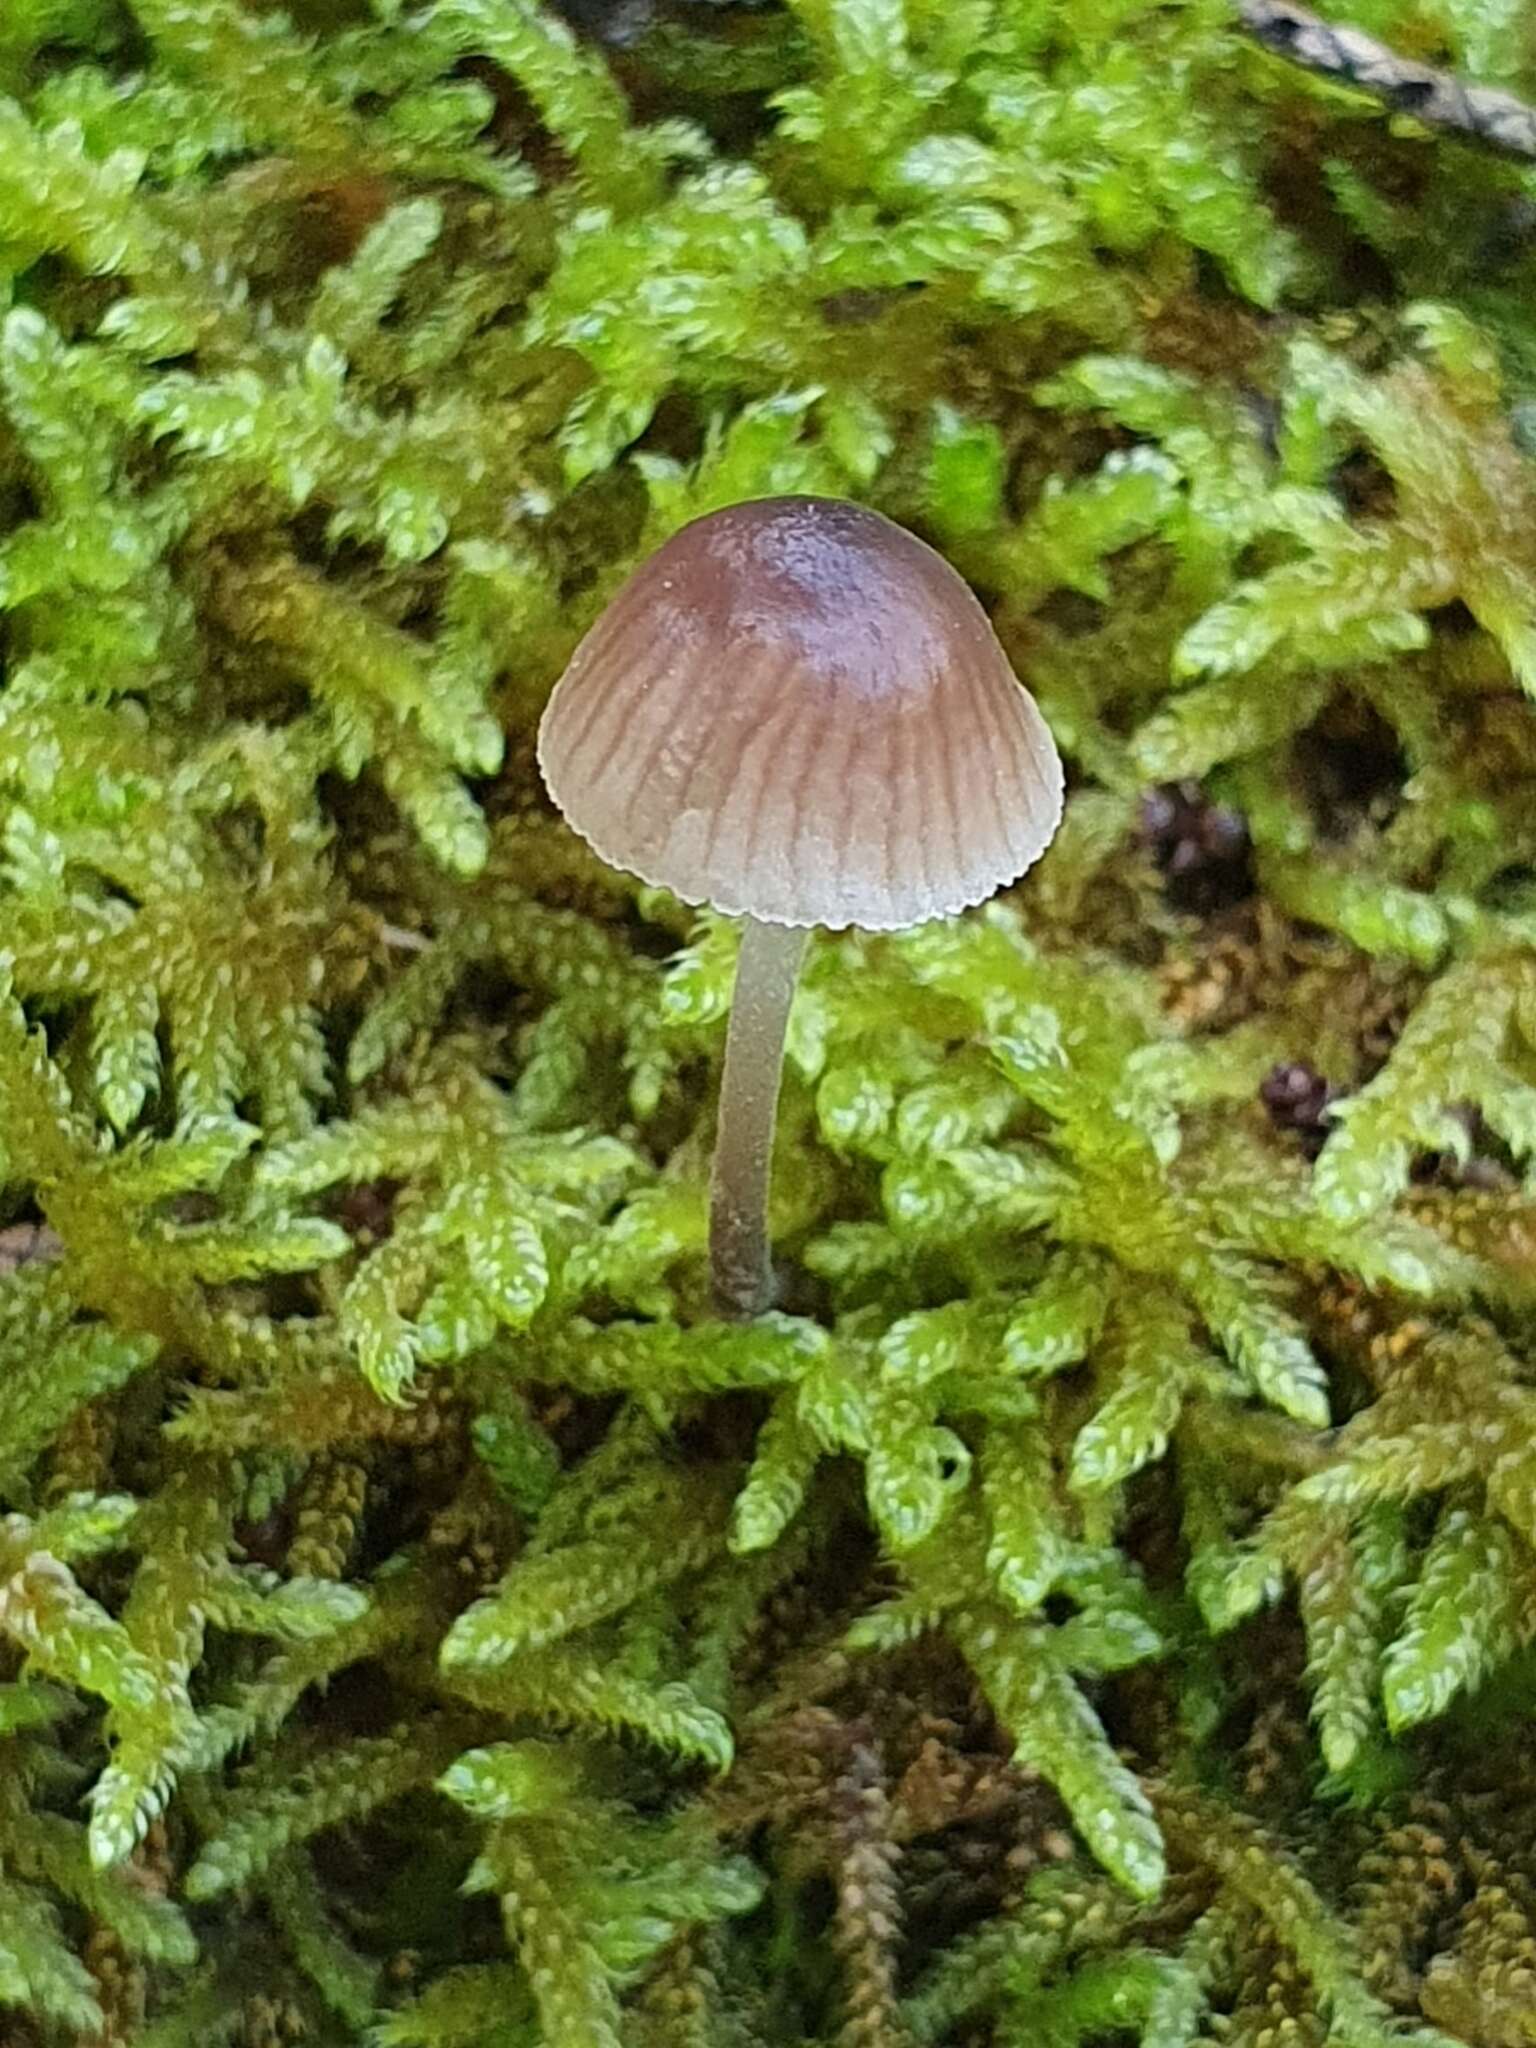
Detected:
[{"left": 710, "top": 916, "right": 810, "bottom": 1319}]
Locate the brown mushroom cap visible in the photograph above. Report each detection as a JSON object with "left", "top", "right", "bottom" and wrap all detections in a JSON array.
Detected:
[{"left": 536, "top": 495, "right": 1064, "bottom": 931}]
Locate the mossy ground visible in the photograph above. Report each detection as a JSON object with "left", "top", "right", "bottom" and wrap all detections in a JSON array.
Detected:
[{"left": 3, "top": 1, "right": 1536, "bottom": 2044}]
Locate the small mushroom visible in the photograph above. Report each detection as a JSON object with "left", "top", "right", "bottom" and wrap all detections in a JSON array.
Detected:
[{"left": 537, "top": 495, "right": 1063, "bottom": 1319}]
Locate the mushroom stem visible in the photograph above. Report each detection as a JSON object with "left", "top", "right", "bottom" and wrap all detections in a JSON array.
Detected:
[{"left": 710, "top": 916, "right": 811, "bottom": 1319}]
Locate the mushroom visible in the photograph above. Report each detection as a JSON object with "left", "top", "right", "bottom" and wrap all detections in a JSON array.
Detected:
[{"left": 537, "top": 495, "right": 1063, "bottom": 1319}]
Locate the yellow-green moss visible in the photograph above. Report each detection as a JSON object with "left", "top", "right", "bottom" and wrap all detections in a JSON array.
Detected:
[{"left": 2, "top": 0, "right": 1536, "bottom": 2041}]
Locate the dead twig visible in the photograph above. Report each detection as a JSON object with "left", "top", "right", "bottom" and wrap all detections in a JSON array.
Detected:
[
  {"left": 0, "top": 1222, "right": 63, "bottom": 1274},
  {"left": 1237, "top": 0, "right": 1536, "bottom": 161}
]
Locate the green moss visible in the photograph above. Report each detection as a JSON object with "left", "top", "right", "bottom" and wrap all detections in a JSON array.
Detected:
[{"left": 2, "top": 0, "right": 1536, "bottom": 2041}]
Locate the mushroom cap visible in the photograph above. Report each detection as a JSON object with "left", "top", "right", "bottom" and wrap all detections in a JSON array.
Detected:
[{"left": 536, "top": 495, "right": 1064, "bottom": 931}]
